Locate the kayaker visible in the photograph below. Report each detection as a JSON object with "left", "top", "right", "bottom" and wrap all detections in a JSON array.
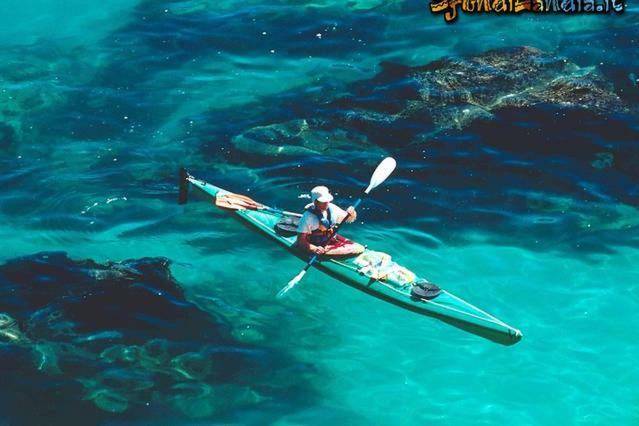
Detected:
[{"left": 296, "top": 186, "right": 365, "bottom": 256}]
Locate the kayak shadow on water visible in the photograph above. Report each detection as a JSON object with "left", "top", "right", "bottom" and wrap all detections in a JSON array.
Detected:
[{"left": 0, "top": 252, "right": 318, "bottom": 425}]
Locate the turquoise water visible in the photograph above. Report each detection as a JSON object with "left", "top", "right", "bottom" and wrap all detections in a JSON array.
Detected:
[{"left": 1, "top": 0, "right": 638, "bottom": 424}]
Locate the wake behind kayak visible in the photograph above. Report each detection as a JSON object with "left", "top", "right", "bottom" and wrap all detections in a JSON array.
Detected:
[{"left": 179, "top": 168, "right": 523, "bottom": 346}]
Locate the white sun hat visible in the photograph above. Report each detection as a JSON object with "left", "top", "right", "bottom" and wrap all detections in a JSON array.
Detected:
[{"left": 310, "top": 185, "right": 334, "bottom": 203}]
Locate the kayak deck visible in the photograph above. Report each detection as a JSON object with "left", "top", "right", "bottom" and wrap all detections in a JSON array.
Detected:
[{"left": 186, "top": 176, "right": 523, "bottom": 346}]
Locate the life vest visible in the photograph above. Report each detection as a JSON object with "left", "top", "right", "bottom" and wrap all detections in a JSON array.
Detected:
[{"left": 306, "top": 205, "right": 336, "bottom": 246}]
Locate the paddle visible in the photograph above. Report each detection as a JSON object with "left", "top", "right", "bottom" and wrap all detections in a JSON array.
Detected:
[
  {"left": 277, "top": 157, "right": 397, "bottom": 298},
  {"left": 215, "top": 192, "right": 265, "bottom": 211},
  {"left": 178, "top": 167, "right": 190, "bottom": 205},
  {"left": 179, "top": 167, "right": 301, "bottom": 216}
]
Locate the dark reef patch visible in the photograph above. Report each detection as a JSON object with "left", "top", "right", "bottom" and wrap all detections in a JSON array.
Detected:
[
  {"left": 0, "top": 123, "right": 15, "bottom": 148},
  {"left": 0, "top": 252, "right": 315, "bottom": 424},
  {"left": 216, "top": 47, "right": 633, "bottom": 163}
]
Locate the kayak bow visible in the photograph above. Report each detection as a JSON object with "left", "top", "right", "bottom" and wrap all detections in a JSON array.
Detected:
[{"left": 181, "top": 170, "right": 523, "bottom": 346}]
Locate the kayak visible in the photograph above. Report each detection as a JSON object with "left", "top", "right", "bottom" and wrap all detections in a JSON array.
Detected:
[{"left": 181, "top": 171, "right": 523, "bottom": 346}]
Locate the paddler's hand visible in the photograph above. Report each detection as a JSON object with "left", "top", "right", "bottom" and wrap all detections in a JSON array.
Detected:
[
  {"left": 312, "top": 246, "right": 327, "bottom": 255},
  {"left": 345, "top": 206, "right": 357, "bottom": 223}
]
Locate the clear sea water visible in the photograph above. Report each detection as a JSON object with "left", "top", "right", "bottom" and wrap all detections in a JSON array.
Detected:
[{"left": 1, "top": 1, "right": 638, "bottom": 424}]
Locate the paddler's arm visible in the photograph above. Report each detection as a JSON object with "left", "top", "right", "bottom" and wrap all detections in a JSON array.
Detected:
[
  {"left": 339, "top": 206, "right": 357, "bottom": 224},
  {"left": 296, "top": 233, "right": 326, "bottom": 255}
]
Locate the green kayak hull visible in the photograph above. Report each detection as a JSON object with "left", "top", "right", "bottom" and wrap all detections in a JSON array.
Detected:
[{"left": 186, "top": 176, "right": 523, "bottom": 346}]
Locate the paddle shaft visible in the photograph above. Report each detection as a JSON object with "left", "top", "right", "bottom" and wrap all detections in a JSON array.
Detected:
[{"left": 278, "top": 156, "right": 396, "bottom": 298}]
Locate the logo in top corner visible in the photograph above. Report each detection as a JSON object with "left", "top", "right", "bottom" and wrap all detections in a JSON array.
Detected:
[{"left": 430, "top": 0, "right": 626, "bottom": 23}]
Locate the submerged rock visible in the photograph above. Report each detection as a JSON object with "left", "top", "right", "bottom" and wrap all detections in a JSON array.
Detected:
[
  {"left": 0, "top": 123, "right": 15, "bottom": 148},
  {"left": 0, "top": 252, "right": 313, "bottom": 423},
  {"left": 231, "top": 118, "right": 385, "bottom": 158},
  {"left": 230, "top": 47, "right": 631, "bottom": 158},
  {"left": 0, "top": 313, "right": 23, "bottom": 343},
  {"left": 344, "top": 46, "right": 628, "bottom": 132}
]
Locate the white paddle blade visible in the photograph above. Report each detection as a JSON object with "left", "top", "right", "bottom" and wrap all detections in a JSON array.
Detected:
[
  {"left": 365, "top": 157, "right": 396, "bottom": 194},
  {"left": 277, "top": 270, "right": 306, "bottom": 298}
]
